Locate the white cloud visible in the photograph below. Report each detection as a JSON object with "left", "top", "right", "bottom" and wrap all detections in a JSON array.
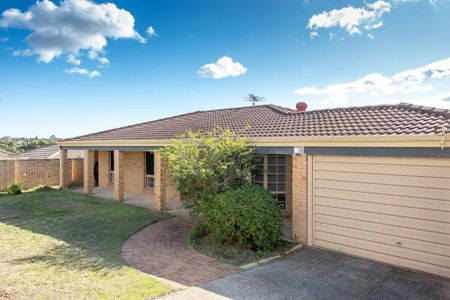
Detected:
[
  {"left": 89, "top": 70, "right": 101, "bottom": 78},
  {"left": 146, "top": 26, "right": 158, "bottom": 37},
  {"left": 307, "top": 1, "right": 391, "bottom": 38},
  {"left": 97, "top": 57, "right": 109, "bottom": 65},
  {"left": 365, "top": 21, "right": 383, "bottom": 30},
  {"left": 65, "top": 67, "right": 101, "bottom": 78},
  {"left": 0, "top": 0, "right": 145, "bottom": 64},
  {"left": 393, "top": 92, "right": 450, "bottom": 108},
  {"left": 310, "top": 31, "right": 319, "bottom": 39},
  {"left": 294, "top": 57, "right": 450, "bottom": 106},
  {"left": 394, "top": 0, "right": 441, "bottom": 4},
  {"left": 67, "top": 54, "right": 81, "bottom": 65},
  {"left": 393, "top": 58, "right": 450, "bottom": 82},
  {"left": 197, "top": 56, "right": 247, "bottom": 79},
  {"left": 442, "top": 93, "right": 450, "bottom": 102},
  {"left": 86, "top": 50, "right": 110, "bottom": 66}
]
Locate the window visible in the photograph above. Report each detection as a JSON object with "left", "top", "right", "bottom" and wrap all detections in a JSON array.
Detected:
[
  {"left": 145, "top": 152, "right": 155, "bottom": 189},
  {"left": 109, "top": 151, "right": 114, "bottom": 183},
  {"left": 253, "top": 154, "right": 288, "bottom": 210}
]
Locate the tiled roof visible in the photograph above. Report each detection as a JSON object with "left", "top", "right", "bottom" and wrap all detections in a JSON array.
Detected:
[
  {"left": 0, "top": 150, "right": 11, "bottom": 159},
  {"left": 65, "top": 103, "right": 450, "bottom": 141},
  {"left": 7, "top": 145, "right": 84, "bottom": 160}
]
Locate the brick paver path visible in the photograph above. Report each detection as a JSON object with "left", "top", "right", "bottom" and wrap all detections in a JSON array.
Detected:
[{"left": 121, "top": 216, "right": 239, "bottom": 286}]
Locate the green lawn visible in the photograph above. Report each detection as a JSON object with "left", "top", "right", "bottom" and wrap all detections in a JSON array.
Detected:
[{"left": 0, "top": 191, "right": 172, "bottom": 300}]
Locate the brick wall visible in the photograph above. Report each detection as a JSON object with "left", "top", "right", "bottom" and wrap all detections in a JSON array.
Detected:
[
  {"left": 165, "top": 174, "right": 180, "bottom": 202},
  {"left": 0, "top": 160, "right": 15, "bottom": 189},
  {"left": 291, "top": 154, "right": 308, "bottom": 243},
  {"left": 91, "top": 150, "right": 182, "bottom": 208},
  {"left": 0, "top": 158, "right": 83, "bottom": 190},
  {"left": 98, "top": 151, "right": 110, "bottom": 188},
  {"left": 286, "top": 155, "right": 293, "bottom": 219},
  {"left": 71, "top": 159, "right": 83, "bottom": 185},
  {"left": 124, "top": 151, "right": 147, "bottom": 194}
]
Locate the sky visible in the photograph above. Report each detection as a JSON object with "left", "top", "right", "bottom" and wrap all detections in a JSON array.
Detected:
[{"left": 1, "top": 0, "right": 450, "bottom": 138}]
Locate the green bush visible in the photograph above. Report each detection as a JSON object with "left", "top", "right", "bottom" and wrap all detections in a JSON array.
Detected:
[
  {"left": 197, "top": 184, "right": 283, "bottom": 252},
  {"left": 160, "top": 128, "right": 258, "bottom": 205},
  {"left": 25, "top": 185, "right": 59, "bottom": 193},
  {"left": 6, "top": 183, "right": 22, "bottom": 195}
]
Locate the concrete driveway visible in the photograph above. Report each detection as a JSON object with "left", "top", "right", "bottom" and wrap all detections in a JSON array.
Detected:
[{"left": 162, "top": 247, "right": 450, "bottom": 300}]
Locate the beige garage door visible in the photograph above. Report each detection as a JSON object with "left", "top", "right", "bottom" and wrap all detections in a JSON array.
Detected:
[{"left": 312, "top": 155, "right": 450, "bottom": 278}]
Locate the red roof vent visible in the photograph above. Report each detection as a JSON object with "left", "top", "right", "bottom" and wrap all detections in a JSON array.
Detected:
[{"left": 296, "top": 102, "right": 308, "bottom": 112}]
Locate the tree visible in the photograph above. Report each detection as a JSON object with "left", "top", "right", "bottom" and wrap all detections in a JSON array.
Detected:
[
  {"left": 160, "top": 128, "right": 258, "bottom": 206},
  {"left": 0, "top": 136, "right": 56, "bottom": 153}
]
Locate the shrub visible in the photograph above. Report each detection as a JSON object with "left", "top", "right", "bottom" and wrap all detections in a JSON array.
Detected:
[
  {"left": 160, "top": 128, "right": 259, "bottom": 206},
  {"left": 6, "top": 183, "right": 22, "bottom": 195},
  {"left": 25, "top": 185, "right": 59, "bottom": 193},
  {"left": 197, "top": 184, "right": 283, "bottom": 252}
]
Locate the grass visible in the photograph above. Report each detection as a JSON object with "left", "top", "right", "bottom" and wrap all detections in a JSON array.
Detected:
[
  {"left": 0, "top": 190, "right": 172, "bottom": 300},
  {"left": 189, "top": 231, "right": 296, "bottom": 267}
]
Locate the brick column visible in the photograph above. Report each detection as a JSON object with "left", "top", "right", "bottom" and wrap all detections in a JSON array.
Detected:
[
  {"left": 154, "top": 151, "right": 166, "bottom": 211},
  {"left": 83, "top": 150, "right": 94, "bottom": 195},
  {"left": 291, "top": 154, "right": 308, "bottom": 243},
  {"left": 14, "top": 160, "right": 21, "bottom": 184},
  {"left": 113, "top": 150, "right": 125, "bottom": 202},
  {"left": 59, "top": 149, "right": 69, "bottom": 190}
]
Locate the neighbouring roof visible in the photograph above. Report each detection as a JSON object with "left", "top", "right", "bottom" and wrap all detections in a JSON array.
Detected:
[
  {"left": 6, "top": 145, "right": 84, "bottom": 160},
  {"left": 64, "top": 103, "right": 450, "bottom": 142},
  {"left": 0, "top": 150, "right": 11, "bottom": 159}
]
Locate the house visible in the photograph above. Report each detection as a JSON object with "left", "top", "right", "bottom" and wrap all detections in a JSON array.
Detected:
[
  {"left": 0, "top": 150, "right": 11, "bottom": 160},
  {"left": 7, "top": 144, "right": 84, "bottom": 160},
  {"left": 0, "top": 145, "right": 84, "bottom": 190},
  {"left": 59, "top": 102, "right": 450, "bottom": 278}
]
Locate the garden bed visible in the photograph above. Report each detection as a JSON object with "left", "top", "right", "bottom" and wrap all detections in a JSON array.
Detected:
[{"left": 190, "top": 233, "right": 298, "bottom": 267}]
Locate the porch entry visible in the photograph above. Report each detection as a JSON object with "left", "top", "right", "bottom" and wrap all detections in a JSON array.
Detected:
[{"left": 107, "top": 150, "right": 155, "bottom": 189}]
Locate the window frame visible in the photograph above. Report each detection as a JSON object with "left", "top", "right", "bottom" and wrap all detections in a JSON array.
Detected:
[
  {"left": 144, "top": 151, "right": 155, "bottom": 189},
  {"left": 253, "top": 154, "right": 288, "bottom": 210},
  {"left": 109, "top": 151, "right": 114, "bottom": 184}
]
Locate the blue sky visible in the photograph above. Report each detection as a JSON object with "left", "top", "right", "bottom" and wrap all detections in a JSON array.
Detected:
[{"left": 1, "top": 0, "right": 450, "bottom": 138}]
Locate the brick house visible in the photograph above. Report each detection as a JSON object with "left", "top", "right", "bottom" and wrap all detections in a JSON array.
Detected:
[
  {"left": 0, "top": 145, "right": 83, "bottom": 190},
  {"left": 59, "top": 103, "right": 450, "bottom": 278},
  {"left": 0, "top": 150, "right": 11, "bottom": 160}
]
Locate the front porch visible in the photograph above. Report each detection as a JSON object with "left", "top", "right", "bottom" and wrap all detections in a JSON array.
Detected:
[
  {"left": 60, "top": 147, "right": 307, "bottom": 242},
  {"left": 60, "top": 149, "right": 180, "bottom": 211},
  {"left": 71, "top": 186, "right": 185, "bottom": 212}
]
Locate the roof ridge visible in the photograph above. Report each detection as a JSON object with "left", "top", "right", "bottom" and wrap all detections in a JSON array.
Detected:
[
  {"left": 283, "top": 103, "right": 397, "bottom": 115},
  {"left": 177, "top": 103, "right": 289, "bottom": 115},
  {"left": 265, "top": 104, "right": 297, "bottom": 115},
  {"left": 398, "top": 102, "right": 450, "bottom": 118},
  {"left": 282, "top": 102, "right": 450, "bottom": 119}
]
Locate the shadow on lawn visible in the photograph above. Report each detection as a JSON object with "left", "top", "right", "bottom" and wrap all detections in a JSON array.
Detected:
[{"left": 0, "top": 191, "right": 170, "bottom": 272}]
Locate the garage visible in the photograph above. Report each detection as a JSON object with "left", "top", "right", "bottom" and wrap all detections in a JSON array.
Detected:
[{"left": 310, "top": 155, "right": 450, "bottom": 278}]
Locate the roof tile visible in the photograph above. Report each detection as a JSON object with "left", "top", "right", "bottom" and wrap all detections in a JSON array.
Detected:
[{"left": 65, "top": 103, "right": 450, "bottom": 142}]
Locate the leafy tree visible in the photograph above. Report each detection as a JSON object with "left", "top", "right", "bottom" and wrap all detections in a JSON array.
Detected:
[
  {"left": 0, "top": 136, "right": 57, "bottom": 153},
  {"left": 160, "top": 128, "right": 258, "bottom": 205}
]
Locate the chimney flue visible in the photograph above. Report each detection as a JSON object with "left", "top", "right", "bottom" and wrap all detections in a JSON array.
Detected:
[{"left": 296, "top": 102, "right": 308, "bottom": 111}]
